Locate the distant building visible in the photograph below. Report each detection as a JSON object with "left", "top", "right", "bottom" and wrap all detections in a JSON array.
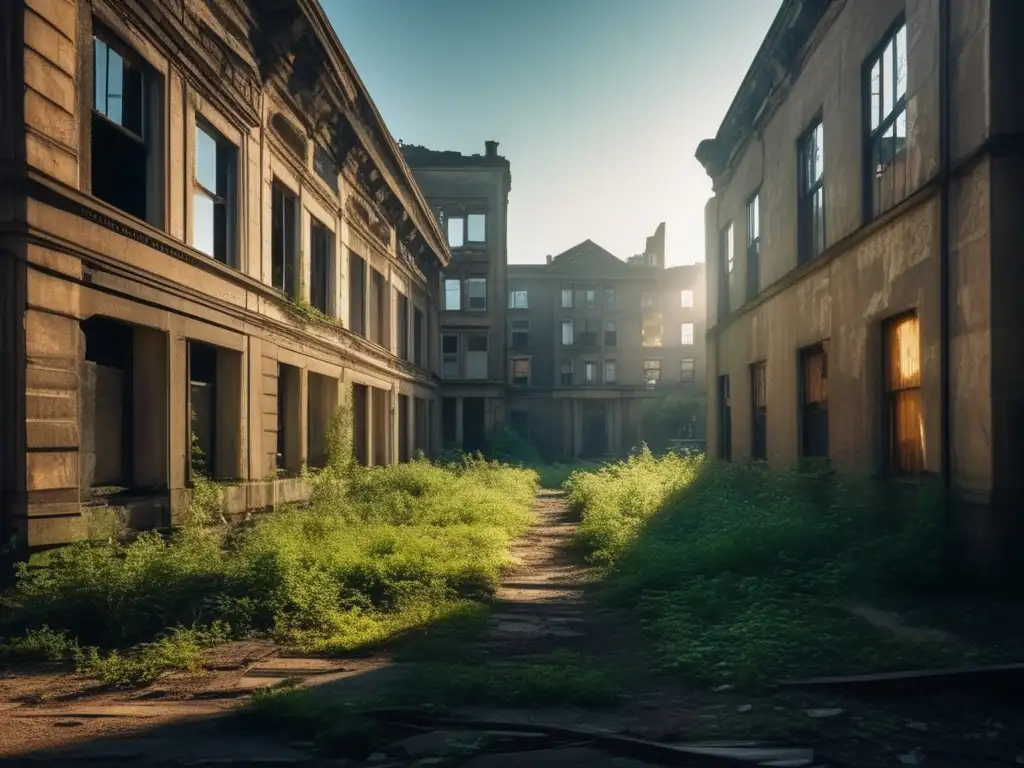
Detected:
[{"left": 697, "top": 0, "right": 1024, "bottom": 574}]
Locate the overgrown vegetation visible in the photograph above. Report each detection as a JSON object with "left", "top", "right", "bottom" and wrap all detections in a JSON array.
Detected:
[
  {"left": 567, "top": 449, "right": 962, "bottom": 686},
  {"left": 0, "top": 401, "right": 537, "bottom": 686}
]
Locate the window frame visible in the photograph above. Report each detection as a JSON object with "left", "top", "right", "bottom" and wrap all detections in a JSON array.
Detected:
[
  {"left": 681, "top": 322, "right": 695, "bottom": 346},
  {"left": 604, "top": 320, "right": 617, "bottom": 347},
  {"left": 604, "top": 359, "right": 617, "bottom": 384},
  {"left": 271, "top": 179, "right": 299, "bottom": 297},
  {"left": 745, "top": 190, "right": 761, "bottom": 300},
  {"left": 799, "top": 342, "right": 830, "bottom": 459},
  {"left": 560, "top": 287, "right": 573, "bottom": 308},
  {"left": 559, "top": 358, "right": 573, "bottom": 386},
  {"left": 643, "top": 359, "right": 662, "bottom": 389},
  {"left": 884, "top": 311, "right": 924, "bottom": 475},
  {"left": 680, "top": 358, "right": 695, "bottom": 383},
  {"left": 466, "top": 277, "right": 487, "bottom": 312},
  {"left": 511, "top": 356, "right": 531, "bottom": 386},
  {"left": 560, "top": 319, "right": 574, "bottom": 346},
  {"left": 864, "top": 17, "right": 909, "bottom": 219},
  {"left": 797, "top": 118, "right": 825, "bottom": 265},
  {"left": 508, "top": 289, "right": 528, "bottom": 309},
  {"left": 680, "top": 289, "right": 694, "bottom": 309},
  {"left": 192, "top": 119, "right": 237, "bottom": 266},
  {"left": 510, "top": 319, "right": 530, "bottom": 350},
  {"left": 584, "top": 361, "right": 597, "bottom": 384},
  {"left": 444, "top": 278, "right": 462, "bottom": 312},
  {"left": 441, "top": 332, "right": 459, "bottom": 379},
  {"left": 309, "top": 217, "right": 334, "bottom": 315}
]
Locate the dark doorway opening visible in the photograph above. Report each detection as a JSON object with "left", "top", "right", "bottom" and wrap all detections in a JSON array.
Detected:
[
  {"left": 188, "top": 341, "right": 217, "bottom": 479},
  {"left": 83, "top": 316, "right": 135, "bottom": 488},
  {"left": 352, "top": 383, "right": 369, "bottom": 466},
  {"left": 718, "top": 374, "right": 732, "bottom": 460},
  {"left": 398, "top": 394, "right": 410, "bottom": 463},
  {"left": 580, "top": 402, "right": 607, "bottom": 458},
  {"left": 463, "top": 397, "right": 486, "bottom": 454},
  {"left": 442, "top": 397, "right": 457, "bottom": 446}
]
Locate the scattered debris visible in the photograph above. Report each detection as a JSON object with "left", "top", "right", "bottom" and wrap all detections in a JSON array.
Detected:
[
  {"left": 805, "top": 708, "right": 844, "bottom": 719},
  {"left": 737, "top": 704, "right": 753, "bottom": 713}
]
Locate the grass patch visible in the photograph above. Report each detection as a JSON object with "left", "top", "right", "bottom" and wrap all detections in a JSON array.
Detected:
[
  {"left": 567, "top": 449, "right": 964, "bottom": 686},
  {"left": 535, "top": 461, "right": 601, "bottom": 492},
  {"left": 0, "top": 441, "right": 537, "bottom": 684}
]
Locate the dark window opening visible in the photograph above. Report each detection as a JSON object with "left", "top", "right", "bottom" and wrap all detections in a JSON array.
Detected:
[
  {"left": 349, "top": 251, "right": 366, "bottom": 337},
  {"left": 885, "top": 312, "right": 924, "bottom": 474},
  {"left": 751, "top": 362, "right": 767, "bottom": 460},
  {"left": 718, "top": 224, "right": 732, "bottom": 318},
  {"left": 746, "top": 191, "right": 760, "bottom": 300},
  {"left": 396, "top": 293, "right": 410, "bottom": 360},
  {"left": 82, "top": 316, "right": 135, "bottom": 489},
  {"left": 798, "top": 120, "right": 825, "bottom": 264},
  {"left": 91, "top": 31, "right": 160, "bottom": 225},
  {"left": 193, "top": 121, "right": 236, "bottom": 266},
  {"left": 277, "top": 363, "right": 301, "bottom": 475},
  {"left": 310, "top": 219, "right": 334, "bottom": 315},
  {"left": 604, "top": 321, "right": 617, "bottom": 347},
  {"left": 510, "top": 410, "right": 530, "bottom": 439},
  {"left": 463, "top": 398, "right": 486, "bottom": 454},
  {"left": 800, "top": 344, "right": 829, "bottom": 459},
  {"left": 398, "top": 394, "right": 411, "bottom": 463},
  {"left": 467, "top": 278, "right": 487, "bottom": 311},
  {"left": 352, "top": 384, "right": 369, "bottom": 466},
  {"left": 189, "top": 341, "right": 217, "bottom": 481},
  {"left": 718, "top": 374, "right": 732, "bottom": 461},
  {"left": 442, "top": 333, "right": 459, "bottom": 379},
  {"left": 512, "top": 357, "right": 531, "bottom": 386},
  {"left": 867, "top": 21, "right": 909, "bottom": 218},
  {"left": 442, "top": 397, "right": 458, "bottom": 446},
  {"left": 414, "top": 397, "right": 427, "bottom": 453},
  {"left": 307, "top": 372, "right": 338, "bottom": 470},
  {"left": 466, "top": 333, "right": 488, "bottom": 380},
  {"left": 369, "top": 268, "right": 387, "bottom": 346},
  {"left": 511, "top": 320, "right": 530, "bottom": 350},
  {"left": 413, "top": 308, "right": 425, "bottom": 366},
  {"left": 681, "top": 358, "right": 696, "bottom": 383},
  {"left": 271, "top": 180, "right": 299, "bottom": 297},
  {"left": 579, "top": 319, "right": 598, "bottom": 348},
  {"left": 314, "top": 144, "right": 339, "bottom": 194},
  {"left": 560, "top": 359, "right": 573, "bottom": 386}
]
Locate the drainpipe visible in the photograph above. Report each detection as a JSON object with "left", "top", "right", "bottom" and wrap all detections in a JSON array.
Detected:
[{"left": 938, "top": 0, "right": 952, "bottom": 535}]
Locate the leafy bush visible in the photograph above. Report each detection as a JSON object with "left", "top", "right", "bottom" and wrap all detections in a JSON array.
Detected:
[
  {"left": 570, "top": 454, "right": 959, "bottom": 685},
  {"left": 488, "top": 427, "right": 542, "bottom": 466}
]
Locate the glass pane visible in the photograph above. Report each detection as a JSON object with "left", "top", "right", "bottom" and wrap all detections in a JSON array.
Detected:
[
  {"left": 814, "top": 123, "right": 824, "bottom": 183},
  {"left": 107, "top": 47, "right": 124, "bottom": 124},
  {"left": 195, "top": 124, "right": 218, "bottom": 192},
  {"left": 882, "top": 41, "right": 895, "bottom": 117},
  {"left": 444, "top": 280, "right": 460, "bottom": 311},
  {"left": 681, "top": 323, "right": 694, "bottom": 345},
  {"left": 813, "top": 188, "right": 824, "bottom": 256},
  {"left": 895, "top": 107, "right": 907, "bottom": 141},
  {"left": 895, "top": 25, "right": 908, "bottom": 100},
  {"left": 193, "top": 192, "right": 215, "bottom": 257},
  {"left": 467, "top": 214, "right": 486, "bottom": 242},
  {"left": 447, "top": 217, "right": 464, "bottom": 248},
  {"left": 93, "top": 39, "right": 108, "bottom": 113},
  {"left": 870, "top": 59, "right": 881, "bottom": 131},
  {"left": 442, "top": 334, "right": 458, "bottom": 353},
  {"left": 561, "top": 289, "right": 573, "bottom": 307}
]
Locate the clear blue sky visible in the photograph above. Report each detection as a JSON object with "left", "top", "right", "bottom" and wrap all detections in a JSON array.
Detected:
[{"left": 323, "top": 0, "right": 779, "bottom": 266}]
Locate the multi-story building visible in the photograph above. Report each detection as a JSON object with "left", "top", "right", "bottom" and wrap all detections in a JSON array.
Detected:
[
  {"left": 401, "top": 142, "right": 512, "bottom": 454},
  {"left": 0, "top": 0, "right": 450, "bottom": 549},
  {"left": 698, "top": 0, "right": 1024, "bottom": 573},
  {"left": 506, "top": 225, "right": 706, "bottom": 459}
]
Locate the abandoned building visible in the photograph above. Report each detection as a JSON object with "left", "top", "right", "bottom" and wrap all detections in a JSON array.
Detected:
[
  {"left": 0, "top": 0, "right": 451, "bottom": 549},
  {"left": 698, "top": 0, "right": 1024, "bottom": 573},
  {"left": 401, "top": 142, "right": 512, "bottom": 455},
  {"left": 505, "top": 228, "right": 707, "bottom": 459}
]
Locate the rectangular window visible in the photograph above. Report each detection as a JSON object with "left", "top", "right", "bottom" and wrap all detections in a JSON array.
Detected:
[
  {"left": 798, "top": 120, "right": 825, "bottom": 264},
  {"left": 442, "top": 333, "right": 459, "bottom": 379},
  {"left": 396, "top": 292, "right": 410, "bottom": 360},
  {"left": 681, "top": 322, "right": 695, "bottom": 346},
  {"left": 466, "top": 333, "right": 488, "bottom": 380},
  {"left": 467, "top": 278, "right": 487, "bottom": 311},
  {"left": 746, "top": 192, "right": 761, "bottom": 300},
  {"left": 604, "top": 360, "right": 617, "bottom": 384},
  {"left": 885, "top": 313, "right": 923, "bottom": 474},
  {"left": 751, "top": 362, "right": 767, "bottom": 460},
  {"left": 560, "top": 359, "right": 573, "bottom": 386},
  {"left": 509, "top": 290, "right": 528, "bottom": 309},
  {"left": 561, "top": 288, "right": 573, "bottom": 308},
  {"left": 447, "top": 216, "right": 464, "bottom": 248},
  {"left": 604, "top": 320, "right": 617, "bottom": 347},
  {"left": 579, "top": 319, "right": 598, "bottom": 347},
  {"left": 604, "top": 287, "right": 616, "bottom": 307},
  {"left": 724, "top": 223, "right": 735, "bottom": 273},
  {"left": 680, "top": 358, "right": 695, "bottom": 383},
  {"left": 584, "top": 289, "right": 597, "bottom": 308},
  {"left": 310, "top": 219, "right": 333, "bottom": 315},
  {"left": 718, "top": 375, "right": 732, "bottom": 460},
  {"left": 680, "top": 289, "right": 694, "bottom": 308},
  {"left": 313, "top": 144, "right": 339, "bottom": 194},
  {"left": 467, "top": 213, "right": 486, "bottom": 243},
  {"left": 718, "top": 224, "right": 732, "bottom": 317},
  {"left": 643, "top": 359, "right": 662, "bottom": 388},
  {"left": 511, "top": 320, "right": 530, "bottom": 350},
  {"left": 413, "top": 308, "right": 425, "bottom": 366},
  {"left": 444, "top": 278, "right": 461, "bottom": 311},
  {"left": 561, "top": 320, "right": 574, "bottom": 346},
  {"left": 193, "top": 121, "right": 236, "bottom": 265},
  {"left": 512, "top": 357, "right": 531, "bottom": 386},
  {"left": 348, "top": 251, "right": 366, "bottom": 336},
  {"left": 643, "top": 307, "right": 663, "bottom": 347},
  {"left": 369, "top": 269, "right": 387, "bottom": 346},
  {"left": 800, "top": 344, "right": 829, "bottom": 458},
  {"left": 584, "top": 362, "right": 596, "bottom": 383},
  {"left": 868, "top": 21, "right": 909, "bottom": 218},
  {"left": 271, "top": 180, "right": 299, "bottom": 297}
]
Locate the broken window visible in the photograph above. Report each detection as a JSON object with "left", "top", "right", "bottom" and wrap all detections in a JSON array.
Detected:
[
  {"left": 604, "top": 288, "right": 616, "bottom": 307},
  {"left": 800, "top": 344, "right": 829, "bottom": 458},
  {"left": 561, "top": 319, "right": 574, "bottom": 346},
  {"left": 369, "top": 268, "right": 387, "bottom": 346},
  {"left": 681, "top": 358, "right": 695, "bottom": 383},
  {"left": 512, "top": 357, "right": 531, "bottom": 386},
  {"left": 798, "top": 120, "right": 825, "bottom": 264},
  {"left": 885, "top": 313, "right": 923, "bottom": 474},
  {"left": 187, "top": 340, "right": 242, "bottom": 482},
  {"left": 604, "top": 360, "right": 617, "bottom": 384},
  {"left": 579, "top": 319, "right": 598, "bottom": 347},
  {"left": 561, "top": 288, "right": 573, "bottom": 308},
  {"left": 313, "top": 144, "right": 339, "bottom": 195},
  {"left": 718, "top": 374, "right": 732, "bottom": 460},
  {"left": 91, "top": 31, "right": 161, "bottom": 225},
  {"left": 644, "top": 359, "right": 662, "bottom": 388},
  {"left": 681, "top": 322, "right": 695, "bottom": 346},
  {"left": 751, "top": 362, "right": 767, "bottom": 460},
  {"left": 82, "top": 317, "right": 135, "bottom": 488},
  {"left": 604, "top": 321, "right": 617, "bottom": 347},
  {"left": 508, "top": 290, "right": 528, "bottom": 309},
  {"left": 680, "top": 289, "right": 694, "bottom": 308},
  {"left": 584, "top": 362, "right": 596, "bottom": 383},
  {"left": 467, "top": 213, "right": 486, "bottom": 243},
  {"left": 307, "top": 372, "right": 339, "bottom": 470},
  {"left": 310, "top": 218, "right": 334, "bottom": 315},
  {"left": 442, "top": 333, "right": 459, "bottom": 379},
  {"left": 413, "top": 308, "right": 425, "bottom": 366},
  {"left": 511, "top": 320, "right": 530, "bottom": 350},
  {"left": 466, "top": 333, "right": 488, "bottom": 380},
  {"left": 467, "top": 278, "right": 487, "bottom": 311},
  {"left": 868, "top": 21, "right": 909, "bottom": 217},
  {"left": 447, "top": 216, "right": 464, "bottom": 248},
  {"left": 348, "top": 251, "right": 366, "bottom": 337},
  {"left": 746, "top": 192, "right": 761, "bottom": 300},
  {"left": 444, "top": 278, "right": 461, "bottom": 311},
  {"left": 271, "top": 180, "right": 299, "bottom": 297},
  {"left": 396, "top": 292, "right": 410, "bottom": 360},
  {"left": 560, "top": 359, "right": 573, "bottom": 386},
  {"left": 193, "top": 121, "right": 236, "bottom": 266}
]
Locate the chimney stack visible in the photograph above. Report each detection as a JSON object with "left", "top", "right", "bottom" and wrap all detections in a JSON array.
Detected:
[
  {"left": 546, "top": 254, "right": 552, "bottom": 264},
  {"left": 485, "top": 140, "right": 498, "bottom": 158}
]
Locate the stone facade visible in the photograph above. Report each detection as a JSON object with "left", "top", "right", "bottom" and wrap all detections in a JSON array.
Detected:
[
  {"left": 0, "top": 0, "right": 450, "bottom": 549},
  {"left": 698, "top": 0, "right": 1024, "bottom": 575}
]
